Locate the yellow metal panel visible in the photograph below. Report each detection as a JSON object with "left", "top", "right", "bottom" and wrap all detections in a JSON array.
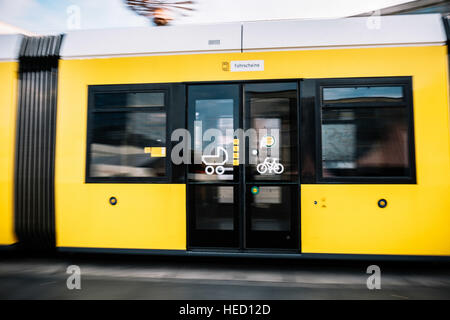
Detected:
[
  {"left": 56, "top": 184, "right": 186, "bottom": 249},
  {"left": 56, "top": 45, "right": 450, "bottom": 254},
  {"left": 0, "top": 62, "right": 17, "bottom": 245},
  {"left": 301, "top": 185, "right": 450, "bottom": 255}
]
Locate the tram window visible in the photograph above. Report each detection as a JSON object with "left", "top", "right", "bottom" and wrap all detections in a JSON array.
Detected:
[
  {"left": 323, "top": 86, "right": 404, "bottom": 104},
  {"left": 87, "top": 89, "right": 167, "bottom": 181},
  {"left": 249, "top": 186, "right": 291, "bottom": 232},
  {"left": 193, "top": 185, "right": 235, "bottom": 231},
  {"left": 94, "top": 92, "right": 165, "bottom": 109},
  {"left": 187, "top": 84, "right": 239, "bottom": 182},
  {"left": 245, "top": 82, "right": 298, "bottom": 182},
  {"left": 319, "top": 82, "right": 414, "bottom": 181}
]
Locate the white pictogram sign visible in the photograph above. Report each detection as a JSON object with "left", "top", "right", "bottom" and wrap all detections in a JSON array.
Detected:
[
  {"left": 202, "top": 146, "right": 232, "bottom": 175},
  {"left": 257, "top": 157, "right": 284, "bottom": 175},
  {"left": 261, "top": 135, "right": 275, "bottom": 148}
]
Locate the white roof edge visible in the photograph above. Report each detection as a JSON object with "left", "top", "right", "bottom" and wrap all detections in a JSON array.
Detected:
[
  {"left": 242, "top": 14, "right": 447, "bottom": 51},
  {"left": 60, "top": 14, "right": 447, "bottom": 59},
  {"left": 60, "top": 22, "right": 243, "bottom": 59},
  {"left": 61, "top": 49, "right": 242, "bottom": 60},
  {"left": 0, "top": 34, "right": 23, "bottom": 62}
]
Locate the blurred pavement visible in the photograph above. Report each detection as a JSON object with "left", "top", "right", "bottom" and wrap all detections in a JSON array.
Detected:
[{"left": 0, "top": 253, "right": 449, "bottom": 299}]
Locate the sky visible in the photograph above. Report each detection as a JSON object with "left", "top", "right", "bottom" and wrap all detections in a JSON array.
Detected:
[{"left": 0, "top": 0, "right": 415, "bottom": 34}]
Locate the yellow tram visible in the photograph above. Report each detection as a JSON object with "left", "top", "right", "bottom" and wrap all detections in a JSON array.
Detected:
[{"left": 1, "top": 14, "right": 450, "bottom": 258}]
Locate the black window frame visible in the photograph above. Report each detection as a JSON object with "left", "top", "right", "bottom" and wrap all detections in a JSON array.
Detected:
[
  {"left": 315, "top": 77, "right": 416, "bottom": 184},
  {"left": 85, "top": 84, "right": 171, "bottom": 184}
]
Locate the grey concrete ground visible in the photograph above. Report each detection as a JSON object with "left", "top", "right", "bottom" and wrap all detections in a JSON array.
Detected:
[{"left": 0, "top": 253, "right": 449, "bottom": 299}]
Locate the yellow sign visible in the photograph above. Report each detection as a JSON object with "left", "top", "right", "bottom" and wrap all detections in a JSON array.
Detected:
[
  {"left": 233, "top": 139, "right": 239, "bottom": 166},
  {"left": 222, "top": 62, "right": 230, "bottom": 71},
  {"left": 144, "top": 147, "right": 166, "bottom": 158}
]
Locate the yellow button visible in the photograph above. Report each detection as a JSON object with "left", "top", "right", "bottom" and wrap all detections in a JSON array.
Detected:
[
  {"left": 233, "top": 146, "right": 239, "bottom": 152},
  {"left": 233, "top": 139, "right": 239, "bottom": 145},
  {"left": 233, "top": 152, "right": 239, "bottom": 158},
  {"left": 233, "top": 159, "right": 239, "bottom": 166}
]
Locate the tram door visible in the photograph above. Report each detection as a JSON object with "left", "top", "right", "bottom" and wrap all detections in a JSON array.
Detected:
[{"left": 187, "top": 83, "right": 299, "bottom": 251}]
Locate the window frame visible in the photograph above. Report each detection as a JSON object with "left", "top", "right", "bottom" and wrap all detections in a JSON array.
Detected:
[
  {"left": 314, "top": 77, "right": 416, "bottom": 184},
  {"left": 85, "top": 84, "right": 171, "bottom": 184}
]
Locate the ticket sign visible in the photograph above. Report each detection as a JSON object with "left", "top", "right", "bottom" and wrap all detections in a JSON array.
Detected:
[{"left": 230, "top": 60, "right": 264, "bottom": 72}]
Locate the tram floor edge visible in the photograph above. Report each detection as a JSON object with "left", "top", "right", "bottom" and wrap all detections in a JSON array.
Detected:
[{"left": 53, "top": 247, "right": 450, "bottom": 262}]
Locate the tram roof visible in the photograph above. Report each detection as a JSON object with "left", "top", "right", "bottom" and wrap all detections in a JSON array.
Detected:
[
  {"left": 59, "top": 14, "right": 448, "bottom": 59},
  {"left": 0, "top": 14, "right": 447, "bottom": 61}
]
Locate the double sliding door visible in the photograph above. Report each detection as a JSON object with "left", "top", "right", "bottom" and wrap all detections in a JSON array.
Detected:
[{"left": 187, "top": 82, "right": 299, "bottom": 251}]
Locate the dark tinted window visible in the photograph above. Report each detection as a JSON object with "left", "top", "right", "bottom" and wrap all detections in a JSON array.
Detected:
[
  {"left": 87, "top": 89, "right": 167, "bottom": 180},
  {"left": 193, "top": 185, "right": 235, "bottom": 231},
  {"left": 248, "top": 186, "right": 291, "bottom": 232},
  {"left": 188, "top": 84, "right": 239, "bottom": 182},
  {"left": 244, "top": 83, "right": 298, "bottom": 182},
  {"left": 94, "top": 92, "right": 165, "bottom": 109},
  {"left": 189, "top": 184, "right": 239, "bottom": 248},
  {"left": 246, "top": 185, "right": 298, "bottom": 249},
  {"left": 323, "top": 86, "right": 404, "bottom": 104},
  {"left": 320, "top": 83, "right": 413, "bottom": 180}
]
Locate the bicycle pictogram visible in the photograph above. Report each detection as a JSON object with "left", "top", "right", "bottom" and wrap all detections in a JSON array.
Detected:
[{"left": 256, "top": 157, "right": 284, "bottom": 175}]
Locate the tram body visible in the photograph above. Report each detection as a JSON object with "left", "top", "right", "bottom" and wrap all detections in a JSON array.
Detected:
[
  {"left": 0, "top": 35, "right": 19, "bottom": 247},
  {"left": 1, "top": 14, "right": 450, "bottom": 258}
]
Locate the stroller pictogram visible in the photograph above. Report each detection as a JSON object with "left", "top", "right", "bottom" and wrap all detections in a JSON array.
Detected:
[
  {"left": 257, "top": 157, "right": 284, "bottom": 175},
  {"left": 202, "top": 146, "right": 232, "bottom": 175}
]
